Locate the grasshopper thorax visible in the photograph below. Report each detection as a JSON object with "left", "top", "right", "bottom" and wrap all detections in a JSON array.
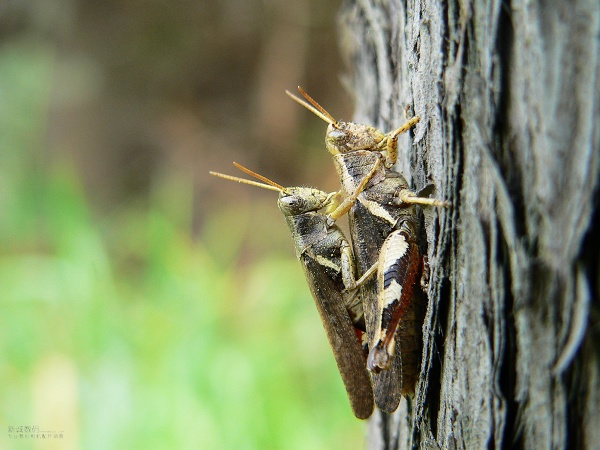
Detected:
[
  {"left": 325, "top": 121, "right": 386, "bottom": 156},
  {"left": 277, "top": 187, "right": 330, "bottom": 216}
]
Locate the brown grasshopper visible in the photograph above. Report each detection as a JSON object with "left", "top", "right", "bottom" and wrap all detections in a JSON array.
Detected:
[
  {"left": 210, "top": 162, "right": 378, "bottom": 419},
  {"left": 287, "top": 87, "right": 450, "bottom": 413}
]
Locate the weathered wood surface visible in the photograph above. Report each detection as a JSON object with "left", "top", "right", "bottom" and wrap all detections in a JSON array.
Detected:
[{"left": 337, "top": 1, "right": 600, "bottom": 448}]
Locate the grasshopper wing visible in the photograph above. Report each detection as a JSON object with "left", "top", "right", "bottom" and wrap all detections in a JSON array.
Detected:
[{"left": 301, "top": 255, "right": 374, "bottom": 419}]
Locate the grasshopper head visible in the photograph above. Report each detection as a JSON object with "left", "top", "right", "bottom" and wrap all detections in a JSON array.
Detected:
[
  {"left": 325, "top": 121, "right": 386, "bottom": 155},
  {"left": 286, "top": 88, "right": 386, "bottom": 156},
  {"left": 277, "top": 187, "right": 330, "bottom": 216}
]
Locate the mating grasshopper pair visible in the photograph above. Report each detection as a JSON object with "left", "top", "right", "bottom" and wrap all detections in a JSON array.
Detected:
[{"left": 210, "top": 88, "right": 449, "bottom": 419}]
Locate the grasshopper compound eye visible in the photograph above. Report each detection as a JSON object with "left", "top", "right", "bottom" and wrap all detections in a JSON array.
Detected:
[
  {"left": 327, "top": 124, "right": 349, "bottom": 143},
  {"left": 278, "top": 194, "right": 305, "bottom": 213}
]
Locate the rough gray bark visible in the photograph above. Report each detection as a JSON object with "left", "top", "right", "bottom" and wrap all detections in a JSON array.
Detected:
[{"left": 337, "top": 1, "right": 600, "bottom": 449}]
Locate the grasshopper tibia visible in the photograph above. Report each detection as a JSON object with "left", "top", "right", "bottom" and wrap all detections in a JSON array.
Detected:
[{"left": 396, "top": 189, "right": 452, "bottom": 208}]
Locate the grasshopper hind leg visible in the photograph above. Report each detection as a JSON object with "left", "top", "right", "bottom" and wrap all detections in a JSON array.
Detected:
[{"left": 367, "top": 225, "right": 423, "bottom": 397}]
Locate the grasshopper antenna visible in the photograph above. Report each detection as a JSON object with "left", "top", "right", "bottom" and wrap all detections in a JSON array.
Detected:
[
  {"left": 209, "top": 171, "right": 282, "bottom": 192},
  {"left": 232, "top": 162, "right": 287, "bottom": 191},
  {"left": 286, "top": 86, "right": 336, "bottom": 125},
  {"left": 209, "top": 163, "right": 286, "bottom": 193}
]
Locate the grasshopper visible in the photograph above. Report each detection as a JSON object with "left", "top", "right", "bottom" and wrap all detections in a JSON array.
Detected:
[
  {"left": 287, "top": 87, "right": 450, "bottom": 413},
  {"left": 210, "top": 162, "right": 378, "bottom": 419}
]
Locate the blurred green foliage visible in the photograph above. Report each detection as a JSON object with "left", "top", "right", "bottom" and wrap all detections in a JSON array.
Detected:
[{"left": 0, "top": 42, "right": 365, "bottom": 449}]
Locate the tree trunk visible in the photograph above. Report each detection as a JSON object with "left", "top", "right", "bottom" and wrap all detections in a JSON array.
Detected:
[{"left": 337, "top": 1, "right": 600, "bottom": 448}]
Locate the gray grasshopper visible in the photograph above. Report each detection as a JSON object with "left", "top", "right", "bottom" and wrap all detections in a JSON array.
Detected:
[
  {"left": 287, "top": 88, "right": 450, "bottom": 413},
  {"left": 210, "top": 162, "right": 377, "bottom": 419}
]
